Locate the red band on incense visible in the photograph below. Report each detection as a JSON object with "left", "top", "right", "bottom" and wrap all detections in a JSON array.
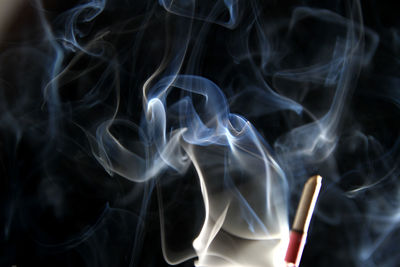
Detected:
[{"left": 285, "top": 231, "right": 307, "bottom": 266}]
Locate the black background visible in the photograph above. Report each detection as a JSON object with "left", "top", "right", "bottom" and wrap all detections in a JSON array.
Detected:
[{"left": 0, "top": 1, "right": 399, "bottom": 266}]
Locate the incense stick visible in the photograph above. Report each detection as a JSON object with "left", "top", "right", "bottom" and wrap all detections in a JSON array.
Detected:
[{"left": 285, "top": 175, "right": 322, "bottom": 266}]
